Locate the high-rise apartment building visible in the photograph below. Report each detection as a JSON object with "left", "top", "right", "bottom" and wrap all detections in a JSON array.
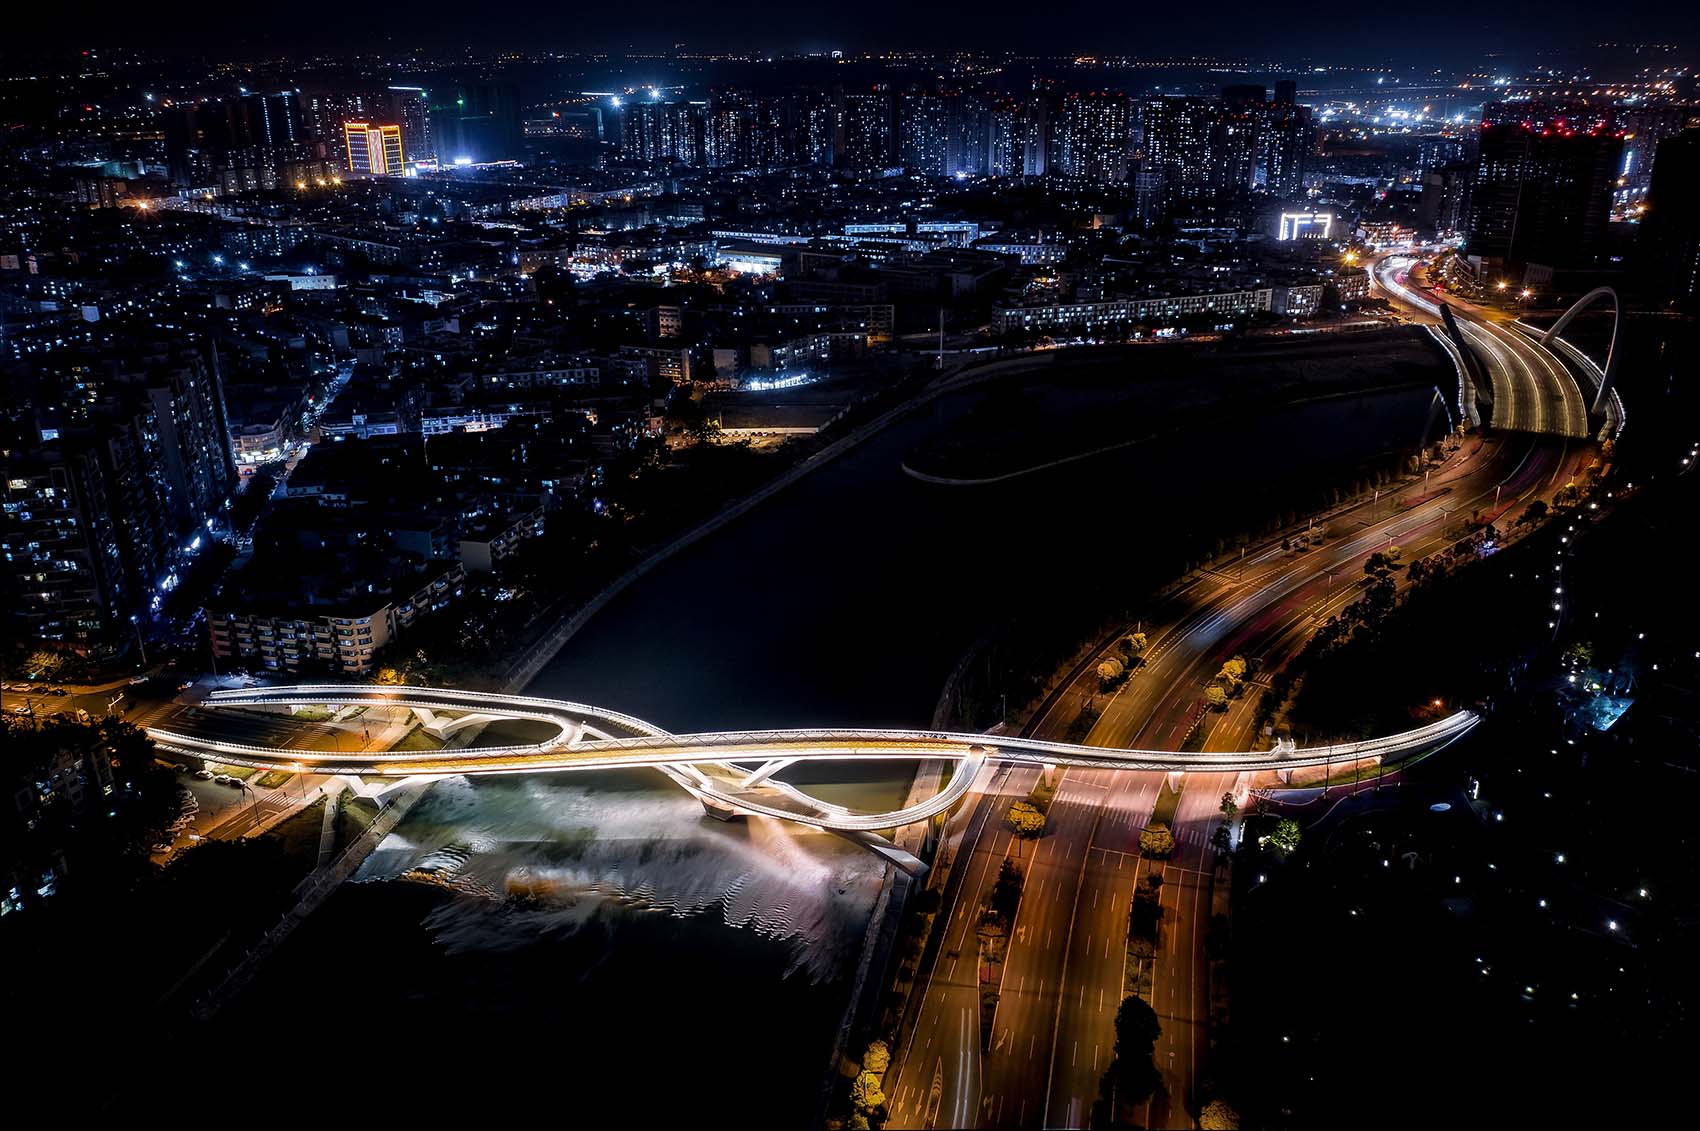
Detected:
[
  {"left": 1639, "top": 127, "right": 1700, "bottom": 306},
  {"left": 1465, "top": 102, "right": 1623, "bottom": 276},
  {"left": 624, "top": 100, "right": 704, "bottom": 165},
  {"left": 838, "top": 89, "right": 896, "bottom": 170},
  {"left": 2, "top": 345, "right": 234, "bottom": 652},
  {"left": 1058, "top": 92, "right": 1130, "bottom": 183},
  {"left": 899, "top": 94, "right": 951, "bottom": 175}
]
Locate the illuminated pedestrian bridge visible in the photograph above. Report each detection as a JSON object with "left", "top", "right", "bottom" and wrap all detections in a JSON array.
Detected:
[{"left": 149, "top": 684, "right": 1479, "bottom": 844}]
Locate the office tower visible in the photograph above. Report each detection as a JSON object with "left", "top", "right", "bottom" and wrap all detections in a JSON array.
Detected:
[
  {"left": 1466, "top": 102, "right": 1623, "bottom": 273},
  {"left": 1058, "top": 92, "right": 1130, "bottom": 183},
  {"left": 1639, "top": 127, "right": 1700, "bottom": 305},
  {"left": 838, "top": 89, "right": 896, "bottom": 170},
  {"left": 344, "top": 122, "right": 405, "bottom": 175},
  {"left": 1274, "top": 80, "right": 1298, "bottom": 106},
  {"left": 899, "top": 94, "right": 950, "bottom": 175}
]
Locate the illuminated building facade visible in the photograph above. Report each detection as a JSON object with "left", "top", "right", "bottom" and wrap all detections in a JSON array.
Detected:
[
  {"left": 838, "top": 89, "right": 896, "bottom": 170},
  {"left": 899, "top": 94, "right": 950, "bottom": 175},
  {"left": 1058, "top": 92, "right": 1130, "bottom": 183},
  {"left": 343, "top": 122, "right": 405, "bottom": 175}
]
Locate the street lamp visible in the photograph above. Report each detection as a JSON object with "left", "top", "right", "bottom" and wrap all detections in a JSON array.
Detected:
[
  {"left": 130, "top": 614, "right": 148, "bottom": 668},
  {"left": 291, "top": 762, "right": 306, "bottom": 800}
]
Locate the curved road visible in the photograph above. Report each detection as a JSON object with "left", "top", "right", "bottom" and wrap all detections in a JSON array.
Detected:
[
  {"left": 1371, "top": 253, "right": 1590, "bottom": 438},
  {"left": 885, "top": 418, "right": 1590, "bottom": 1128}
]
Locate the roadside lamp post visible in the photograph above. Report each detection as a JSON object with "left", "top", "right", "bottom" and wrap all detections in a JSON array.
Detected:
[
  {"left": 291, "top": 762, "right": 305, "bottom": 801},
  {"left": 131, "top": 614, "right": 148, "bottom": 668}
]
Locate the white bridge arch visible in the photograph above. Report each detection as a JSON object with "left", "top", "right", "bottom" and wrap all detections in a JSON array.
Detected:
[
  {"left": 1535, "top": 285, "right": 1625, "bottom": 424},
  {"left": 150, "top": 685, "right": 1479, "bottom": 853}
]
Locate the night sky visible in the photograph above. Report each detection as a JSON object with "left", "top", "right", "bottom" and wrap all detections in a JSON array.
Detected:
[{"left": 12, "top": 1, "right": 1699, "bottom": 65}]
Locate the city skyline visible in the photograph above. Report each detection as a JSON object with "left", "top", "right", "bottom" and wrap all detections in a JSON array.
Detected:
[
  {"left": 2, "top": 16, "right": 1695, "bottom": 1126},
  {"left": 11, "top": 2, "right": 1700, "bottom": 65}
]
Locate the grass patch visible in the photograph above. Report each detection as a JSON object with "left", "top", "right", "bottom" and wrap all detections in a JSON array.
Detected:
[
  {"left": 254, "top": 770, "right": 293, "bottom": 789},
  {"left": 332, "top": 790, "right": 376, "bottom": 854},
  {"left": 265, "top": 798, "right": 327, "bottom": 875},
  {"left": 291, "top": 705, "right": 335, "bottom": 722},
  {"left": 210, "top": 762, "right": 258, "bottom": 780}
]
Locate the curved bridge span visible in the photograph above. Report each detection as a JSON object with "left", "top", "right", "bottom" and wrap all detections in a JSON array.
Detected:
[{"left": 149, "top": 685, "right": 1480, "bottom": 836}]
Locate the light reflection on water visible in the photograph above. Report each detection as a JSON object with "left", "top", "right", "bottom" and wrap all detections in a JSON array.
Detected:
[{"left": 355, "top": 768, "right": 901, "bottom": 982}]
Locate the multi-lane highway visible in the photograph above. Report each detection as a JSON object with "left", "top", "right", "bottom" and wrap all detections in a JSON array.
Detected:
[
  {"left": 887, "top": 419, "right": 1589, "bottom": 1128},
  {"left": 1370, "top": 253, "right": 1591, "bottom": 438}
]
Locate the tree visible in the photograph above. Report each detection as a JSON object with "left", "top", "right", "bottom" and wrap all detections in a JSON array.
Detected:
[
  {"left": 1219, "top": 792, "right": 1238, "bottom": 818},
  {"left": 1138, "top": 822, "right": 1176, "bottom": 858},
  {"left": 1204, "top": 686, "right": 1229, "bottom": 711},
  {"left": 1217, "top": 657, "right": 1247, "bottom": 685},
  {"left": 862, "top": 1039, "right": 890, "bottom": 1077},
  {"left": 1200, "top": 1098, "right": 1241, "bottom": 1129},
  {"left": 849, "top": 1071, "right": 886, "bottom": 1112},
  {"left": 1007, "top": 801, "right": 1046, "bottom": 838},
  {"left": 990, "top": 858, "right": 1024, "bottom": 924},
  {"left": 1113, "top": 994, "right": 1162, "bottom": 1054},
  {"left": 1103, "top": 995, "right": 1164, "bottom": 1107},
  {"left": 24, "top": 650, "right": 68, "bottom": 680},
  {"left": 1268, "top": 817, "right": 1302, "bottom": 853},
  {"left": 1097, "top": 657, "right": 1126, "bottom": 687},
  {"left": 1119, "top": 632, "right": 1148, "bottom": 661},
  {"left": 1518, "top": 499, "right": 1549, "bottom": 527}
]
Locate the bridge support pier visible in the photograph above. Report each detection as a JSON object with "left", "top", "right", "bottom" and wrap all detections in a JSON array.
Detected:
[{"left": 698, "top": 795, "right": 745, "bottom": 822}]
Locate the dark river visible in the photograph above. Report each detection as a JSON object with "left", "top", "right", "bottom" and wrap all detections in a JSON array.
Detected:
[{"left": 218, "top": 339, "right": 1441, "bottom": 1121}]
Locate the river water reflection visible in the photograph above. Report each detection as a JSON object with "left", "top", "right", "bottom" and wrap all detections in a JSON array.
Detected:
[{"left": 232, "top": 353, "right": 1437, "bottom": 1117}]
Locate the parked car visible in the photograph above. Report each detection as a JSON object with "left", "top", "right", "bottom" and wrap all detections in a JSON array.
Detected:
[
  {"left": 151, "top": 842, "right": 173, "bottom": 854},
  {"left": 192, "top": 769, "right": 214, "bottom": 781},
  {"left": 129, "top": 674, "right": 150, "bottom": 685},
  {"left": 45, "top": 687, "right": 68, "bottom": 696},
  {"left": 212, "top": 774, "right": 231, "bottom": 785}
]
